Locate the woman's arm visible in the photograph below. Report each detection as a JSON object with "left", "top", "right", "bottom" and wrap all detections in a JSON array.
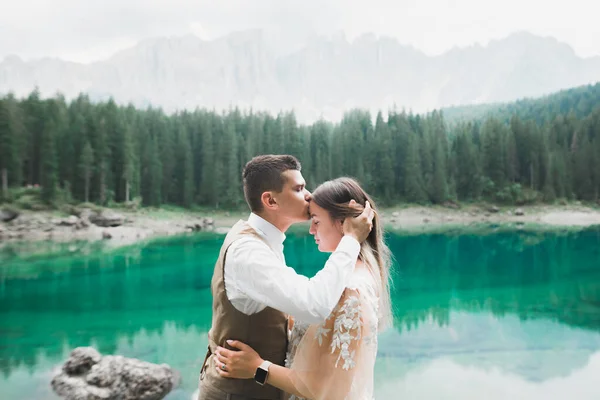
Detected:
[
  {"left": 216, "top": 285, "right": 373, "bottom": 400},
  {"left": 213, "top": 340, "right": 305, "bottom": 398}
]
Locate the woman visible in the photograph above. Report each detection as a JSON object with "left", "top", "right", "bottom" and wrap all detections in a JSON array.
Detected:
[{"left": 213, "top": 177, "right": 392, "bottom": 399}]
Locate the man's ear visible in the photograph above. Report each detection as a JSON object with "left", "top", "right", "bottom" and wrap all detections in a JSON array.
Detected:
[{"left": 260, "top": 191, "right": 278, "bottom": 211}]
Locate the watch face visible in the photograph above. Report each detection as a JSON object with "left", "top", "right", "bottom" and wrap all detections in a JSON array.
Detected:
[{"left": 255, "top": 367, "right": 268, "bottom": 384}]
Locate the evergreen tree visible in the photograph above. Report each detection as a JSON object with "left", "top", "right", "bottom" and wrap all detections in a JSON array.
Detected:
[
  {"left": 374, "top": 112, "right": 395, "bottom": 203},
  {"left": 430, "top": 139, "right": 448, "bottom": 203},
  {"left": 80, "top": 141, "right": 94, "bottom": 203},
  {"left": 122, "top": 124, "right": 136, "bottom": 203},
  {"left": 452, "top": 127, "right": 481, "bottom": 200},
  {"left": 482, "top": 118, "right": 506, "bottom": 187},
  {"left": 175, "top": 125, "right": 194, "bottom": 207},
  {"left": 404, "top": 133, "right": 427, "bottom": 203},
  {"left": 542, "top": 153, "right": 556, "bottom": 201},
  {"left": 41, "top": 119, "right": 58, "bottom": 204},
  {"left": 200, "top": 115, "right": 218, "bottom": 207},
  {"left": 0, "top": 97, "right": 23, "bottom": 198}
]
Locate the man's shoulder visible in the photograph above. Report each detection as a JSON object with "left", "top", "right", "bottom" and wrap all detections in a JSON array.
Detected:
[
  {"left": 228, "top": 232, "right": 268, "bottom": 247},
  {"left": 225, "top": 234, "right": 272, "bottom": 257}
]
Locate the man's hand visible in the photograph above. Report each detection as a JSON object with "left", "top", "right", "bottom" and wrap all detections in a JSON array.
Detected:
[{"left": 342, "top": 200, "right": 374, "bottom": 243}]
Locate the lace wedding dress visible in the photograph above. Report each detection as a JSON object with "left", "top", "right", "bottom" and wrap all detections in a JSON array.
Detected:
[{"left": 284, "top": 267, "right": 379, "bottom": 400}]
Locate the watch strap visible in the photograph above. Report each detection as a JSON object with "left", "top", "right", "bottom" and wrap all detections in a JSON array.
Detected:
[{"left": 254, "top": 360, "right": 272, "bottom": 385}]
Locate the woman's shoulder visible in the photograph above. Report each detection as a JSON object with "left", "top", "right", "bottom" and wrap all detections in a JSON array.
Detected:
[{"left": 346, "top": 263, "right": 377, "bottom": 295}]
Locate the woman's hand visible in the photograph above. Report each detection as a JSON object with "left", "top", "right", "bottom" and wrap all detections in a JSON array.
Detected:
[{"left": 214, "top": 340, "right": 264, "bottom": 379}]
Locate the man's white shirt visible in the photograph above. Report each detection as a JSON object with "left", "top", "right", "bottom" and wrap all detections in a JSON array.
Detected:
[{"left": 223, "top": 213, "right": 361, "bottom": 324}]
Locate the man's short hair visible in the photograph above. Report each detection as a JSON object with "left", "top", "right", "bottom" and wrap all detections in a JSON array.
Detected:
[{"left": 242, "top": 155, "right": 302, "bottom": 212}]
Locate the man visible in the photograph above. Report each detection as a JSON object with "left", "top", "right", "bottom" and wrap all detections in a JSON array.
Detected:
[{"left": 198, "top": 155, "right": 373, "bottom": 400}]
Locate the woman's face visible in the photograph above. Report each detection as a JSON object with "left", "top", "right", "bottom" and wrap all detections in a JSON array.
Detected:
[{"left": 308, "top": 202, "right": 343, "bottom": 252}]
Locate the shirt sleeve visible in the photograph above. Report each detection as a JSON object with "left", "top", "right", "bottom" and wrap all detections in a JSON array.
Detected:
[{"left": 228, "top": 236, "right": 360, "bottom": 324}]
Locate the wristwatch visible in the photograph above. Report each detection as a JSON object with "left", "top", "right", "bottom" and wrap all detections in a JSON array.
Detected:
[{"left": 254, "top": 360, "right": 272, "bottom": 386}]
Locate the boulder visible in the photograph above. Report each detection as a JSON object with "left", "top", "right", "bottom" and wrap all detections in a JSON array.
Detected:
[
  {"left": 79, "top": 208, "right": 95, "bottom": 220},
  {"left": 186, "top": 218, "right": 216, "bottom": 232},
  {"left": 77, "top": 209, "right": 95, "bottom": 229},
  {"left": 0, "top": 207, "right": 19, "bottom": 222},
  {"left": 202, "top": 217, "right": 215, "bottom": 226},
  {"left": 487, "top": 205, "right": 500, "bottom": 213},
  {"left": 60, "top": 216, "right": 80, "bottom": 226},
  {"left": 51, "top": 347, "right": 178, "bottom": 400},
  {"left": 75, "top": 218, "right": 91, "bottom": 230},
  {"left": 442, "top": 201, "right": 461, "bottom": 209},
  {"left": 90, "top": 212, "right": 125, "bottom": 227},
  {"left": 63, "top": 347, "right": 102, "bottom": 375},
  {"left": 102, "top": 231, "right": 113, "bottom": 240},
  {"left": 185, "top": 223, "right": 203, "bottom": 232},
  {"left": 514, "top": 208, "right": 525, "bottom": 216}
]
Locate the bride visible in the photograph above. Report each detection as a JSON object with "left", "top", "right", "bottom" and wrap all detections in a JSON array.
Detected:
[{"left": 213, "top": 177, "right": 392, "bottom": 400}]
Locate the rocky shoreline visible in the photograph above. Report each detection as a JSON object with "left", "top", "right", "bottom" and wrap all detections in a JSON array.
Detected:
[
  {"left": 1, "top": 204, "right": 600, "bottom": 248},
  {"left": 0, "top": 206, "right": 223, "bottom": 247},
  {"left": 379, "top": 203, "right": 600, "bottom": 231}
]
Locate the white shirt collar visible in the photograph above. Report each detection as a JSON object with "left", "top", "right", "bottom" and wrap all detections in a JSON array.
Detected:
[{"left": 247, "top": 213, "right": 286, "bottom": 249}]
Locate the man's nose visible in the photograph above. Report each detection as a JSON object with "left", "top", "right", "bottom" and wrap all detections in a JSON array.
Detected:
[{"left": 304, "top": 189, "right": 312, "bottom": 201}]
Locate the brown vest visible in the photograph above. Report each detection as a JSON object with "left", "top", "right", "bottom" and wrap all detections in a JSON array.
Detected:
[{"left": 200, "top": 220, "right": 288, "bottom": 399}]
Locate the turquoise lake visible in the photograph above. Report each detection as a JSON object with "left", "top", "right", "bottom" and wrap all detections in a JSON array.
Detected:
[{"left": 1, "top": 226, "right": 600, "bottom": 399}]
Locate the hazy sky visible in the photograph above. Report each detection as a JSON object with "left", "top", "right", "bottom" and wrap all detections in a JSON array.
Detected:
[{"left": 1, "top": 0, "right": 599, "bottom": 63}]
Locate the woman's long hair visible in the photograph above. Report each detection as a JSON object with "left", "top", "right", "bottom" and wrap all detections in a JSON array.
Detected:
[{"left": 311, "top": 177, "right": 393, "bottom": 330}]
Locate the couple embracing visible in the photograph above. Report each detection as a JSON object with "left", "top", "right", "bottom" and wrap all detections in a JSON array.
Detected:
[{"left": 197, "top": 154, "right": 392, "bottom": 400}]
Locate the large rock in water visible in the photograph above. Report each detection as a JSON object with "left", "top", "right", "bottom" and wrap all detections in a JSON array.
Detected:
[
  {"left": 51, "top": 347, "right": 179, "bottom": 400},
  {"left": 89, "top": 211, "right": 125, "bottom": 227}
]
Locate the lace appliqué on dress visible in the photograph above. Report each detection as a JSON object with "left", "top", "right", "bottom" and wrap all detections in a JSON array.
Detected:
[
  {"left": 329, "top": 294, "right": 362, "bottom": 370},
  {"left": 286, "top": 320, "right": 310, "bottom": 369},
  {"left": 286, "top": 273, "right": 379, "bottom": 400}
]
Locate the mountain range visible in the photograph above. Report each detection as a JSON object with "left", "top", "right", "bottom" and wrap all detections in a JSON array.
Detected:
[{"left": 1, "top": 30, "right": 599, "bottom": 122}]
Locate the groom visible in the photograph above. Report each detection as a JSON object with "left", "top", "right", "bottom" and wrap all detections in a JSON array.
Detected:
[{"left": 198, "top": 155, "right": 373, "bottom": 400}]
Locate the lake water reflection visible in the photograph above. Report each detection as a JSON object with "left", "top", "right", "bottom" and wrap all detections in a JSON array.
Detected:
[{"left": 1, "top": 226, "right": 600, "bottom": 399}]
